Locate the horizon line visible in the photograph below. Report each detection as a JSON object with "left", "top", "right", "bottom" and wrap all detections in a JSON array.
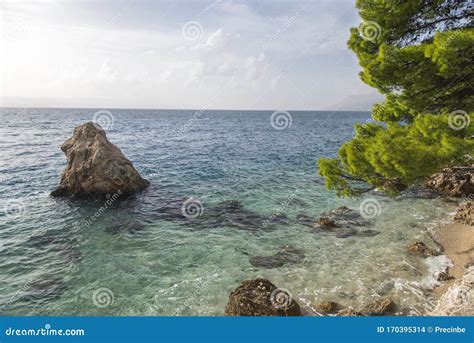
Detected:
[{"left": 0, "top": 105, "right": 371, "bottom": 113}]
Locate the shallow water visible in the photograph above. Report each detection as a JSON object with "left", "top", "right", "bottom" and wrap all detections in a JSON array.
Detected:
[{"left": 0, "top": 108, "right": 454, "bottom": 315}]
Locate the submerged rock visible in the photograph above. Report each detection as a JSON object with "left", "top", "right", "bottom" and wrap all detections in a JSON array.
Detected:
[
  {"left": 249, "top": 245, "right": 305, "bottom": 269},
  {"left": 225, "top": 278, "right": 301, "bottom": 316},
  {"left": 357, "top": 229, "right": 381, "bottom": 237},
  {"left": 56, "top": 242, "right": 82, "bottom": 263},
  {"left": 334, "top": 227, "right": 357, "bottom": 238},
  {"left": 425, "top": 166, "right": 474, "bottom": 197},
  {"left": 407, "top": 241, "right": 439, "bottom": 257},
  {"left": 296, "top": 213, "right": 316, "bottom": 227},
  {"left": 192, "top": 200, "right": 286, "bottom": 231},
  {"left": 105, "top": 220, "right": 146, "bottom": 235},
  {"left": 318, "top": 206, "right": 371, "bottom": 228},
  {"left": 25, "top": 277, "right": 67, "bottom": 302},
  {"left": 148, "top": 198, "right": 283, "bottom": 232},
  {"left": 51, "top": 122, "right": 149, "bottom": 199},
  {"left": 309, "top": 206, "right": 377, "bottom": 239},
  {"left": 454, "top": 200, "right": 473, "bottom": 226}
]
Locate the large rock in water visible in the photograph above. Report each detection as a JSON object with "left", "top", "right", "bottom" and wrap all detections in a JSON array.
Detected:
[
  {"left": 51, "top": 122, "right": 149, "bottom": 198},
  {"left": 425, "top": 166, "right": 474, "bottom": 197},
  {"left": 225, "top": 278, "right": 302, "bottom": 316}
]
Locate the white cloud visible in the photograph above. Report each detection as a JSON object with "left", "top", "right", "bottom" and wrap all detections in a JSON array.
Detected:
[{"left": 0, "top": 0, "right": 375, "bottom": 110}]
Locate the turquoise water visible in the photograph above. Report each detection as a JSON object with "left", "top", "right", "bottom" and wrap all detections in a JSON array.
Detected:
[{"left": 0, "top": 108, "right": 455, "bottom": 315}]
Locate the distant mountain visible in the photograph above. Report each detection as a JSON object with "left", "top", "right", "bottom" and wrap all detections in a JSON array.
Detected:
[{"left": 325, "top": 91, "right": 384, "bottom": 111}]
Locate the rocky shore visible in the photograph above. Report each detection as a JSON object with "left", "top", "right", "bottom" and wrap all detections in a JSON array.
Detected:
[
  {"left": 429, "top": 221, "right": 474, "bottom": 315},
  {"left": 223, "top": 166, "right": 473, "bottom": 316},
  {"left": 425, "top": 166, "right": 474, "bottom": 315}
]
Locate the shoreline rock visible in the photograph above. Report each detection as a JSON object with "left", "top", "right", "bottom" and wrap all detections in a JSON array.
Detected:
[
  {"left": 407, "top": 241, "right": 440, "bottom": 257},
  {"left": 315, "top": 301, "right": 340, "bottom": 314},
  {"left": 224, "top": 278, "right": 302, "bottom": 316},
  {"left": 361, "top": 298, "right": 395, "bottom": 316},
  {"left": 430, "top": 266, "right": 474, "bottom": 316},
  {"left": 454, "top": 200, "right": 473, "bottom": 226},
  {"left": 425, "top": 166, "right": 474, "bottom": 197},
  {"left": 431, "top": 217, "right": 474, "bottom": 316},
  {"left": 51, "top": 122, "right": 149, "bottom": 199}
]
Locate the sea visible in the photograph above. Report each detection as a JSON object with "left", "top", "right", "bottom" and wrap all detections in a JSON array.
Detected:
[{"left": 0, "top": 107, "right": 455, "bottom": 315}]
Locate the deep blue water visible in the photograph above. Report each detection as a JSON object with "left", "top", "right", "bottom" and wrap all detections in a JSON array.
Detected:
[{"left": 0, "top": 108, "right": 454, "bottom": 315}]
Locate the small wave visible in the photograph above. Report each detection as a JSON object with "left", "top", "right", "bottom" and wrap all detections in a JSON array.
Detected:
[{"left": 421, "top": 255, "right": 453, "bottom": 289}]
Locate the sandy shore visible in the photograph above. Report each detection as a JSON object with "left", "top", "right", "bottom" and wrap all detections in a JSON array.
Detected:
[{"left": 430, "top": 222, "right": 474, "bottom": 315}]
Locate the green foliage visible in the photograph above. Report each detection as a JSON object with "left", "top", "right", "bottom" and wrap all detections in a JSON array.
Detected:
[{"left": 319, "top": 0, "right": 474, "bottom": 196}]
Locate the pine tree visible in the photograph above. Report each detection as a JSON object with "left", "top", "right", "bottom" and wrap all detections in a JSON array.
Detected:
[{"left": 318, "top": 0, "right": 474, "bottom": 196}]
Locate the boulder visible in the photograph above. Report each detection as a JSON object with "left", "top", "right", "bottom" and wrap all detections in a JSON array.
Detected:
[
  {"left": 224, "top": 278, "right": 302, "bottom": 316},
  {"left": 310, "top": 206, "right": 376, "bottom": 239},
  {"left": 296, "top": 213, "right": 316, "bottom": 227},
  {"left": 334, "top": 227, "right": 357, "bottom": 238},
  {"left": 318, "top": 206, "right": 371, "bottom": 228},
  {"left": 436, "top": 269, "right": 454, "bottom": 282},
  {"left": 407, "top": 241, "right": 439, "bottom": 257},
  {"left": 425, "top": 166, "right": 474, "bottom": 197},
  {"left": 454, "top": 200, "right": 473, "bottom": 226},
  {"left": 318, "top": 217, "right": 339, "bottom": 228},
  {"left": 51, "top": 122, "right": 149, "bottom": 198},
  {"left": 362, "top": 298, "right": 395, "bottom": 316},
  {"left": 315, "top": 301, "right": 340, "bottom": 314}
]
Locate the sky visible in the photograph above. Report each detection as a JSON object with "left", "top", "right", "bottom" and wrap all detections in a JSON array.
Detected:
[{"left": 0, "top": 0, "right": 382, "bottom": 110}]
